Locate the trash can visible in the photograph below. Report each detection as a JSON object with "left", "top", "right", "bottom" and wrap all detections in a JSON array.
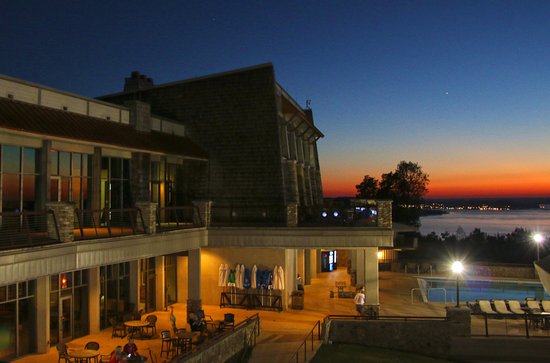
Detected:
[{"left": 291, "top": 290, "right": 304, "bottom": 309}]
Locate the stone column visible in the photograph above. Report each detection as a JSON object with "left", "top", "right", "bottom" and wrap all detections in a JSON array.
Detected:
[
  {"left": 88, "top": 267, "right": 100, "bottom": 334},
  {"left": 177, "top": 255, "right": 189, "bottom": 303},
  {"left": 45, "top": 202, "right": 75, "bottom": 242},
  {"left": 35, "top": 276, "right": 50, "bottom": 354},
  {"left": 304, "top": 249, "right": 311, "bottom": 285},
  {"left": 286, "top": 202, "right": 298, "bottom": 227},
  {"left": 135, "top": 202, "right": 157, "bottom": 234},
  {"left": 363, "top": 247, "right": 379, "bottom": 306},
  {"left": 129, "top": 261, "right": 140, "bottom": 312},
  {"left": 192, "top": 200, "right": 212, "bottom": 227},
  {"left": 447, "top": 306, "right": 471, "bottom": 337},
  {"left": 187, "top": 249, "right": 202, "bottom": 318},
  {"left": 377, "top": 200, "right": 393, "bottom": 228}
]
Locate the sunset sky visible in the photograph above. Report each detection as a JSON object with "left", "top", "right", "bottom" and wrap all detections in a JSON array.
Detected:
[{"left": 2, "top": 1, "right": 550, "bottom": 199}]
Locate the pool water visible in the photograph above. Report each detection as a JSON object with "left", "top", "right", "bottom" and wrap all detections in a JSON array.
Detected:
[{"left": 419, "top": 277, "right": 550, "bottom": 303}]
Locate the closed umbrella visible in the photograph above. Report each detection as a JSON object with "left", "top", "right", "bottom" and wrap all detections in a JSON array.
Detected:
[
  {"left": 240, "top": 264, "right": 245, "bottom": 289},
  {"left": 272, "top": 265, "right": 279, "bottom": 290},
  {"left": 235, "top": 264, "right": 242, "bottom": 289},
  {"left": 277, "top": 265, "right": 285, "bottom": 290},
  {"left": 218, "top": 264, "right": 227, "bottom": 287},
  {"left": 251, "top": 264, "right": 257, "bottom": 289}
]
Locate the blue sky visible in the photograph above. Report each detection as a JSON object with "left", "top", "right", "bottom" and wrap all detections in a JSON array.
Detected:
[{"left": 2, "top": 0, "right": 550, "bottom": 197}]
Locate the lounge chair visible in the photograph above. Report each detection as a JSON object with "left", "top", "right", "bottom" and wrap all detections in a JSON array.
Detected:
[
  {"left": 526, "top": 299, "right": 542, "bottom": 312},
  {"left": 541, "top": 300, "right": 550, "bottom": 312},
  {"left": 493, "top": 300, "right": 513, "bottom": 315},
  {"left": 507, "top": 300, "right": 526, "bottom": 315},
  {"left": 478, "top": 300, "right": 498, "bottom": 315}
]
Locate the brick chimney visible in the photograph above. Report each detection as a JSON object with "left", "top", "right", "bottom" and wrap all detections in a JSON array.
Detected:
[{"left": 124, "top": 71, "right": 154, "bottom": 92}]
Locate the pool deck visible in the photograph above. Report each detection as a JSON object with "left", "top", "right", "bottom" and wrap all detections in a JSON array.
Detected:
[{"left": 12, "top": 270, "right": 549, "bottom": 363}]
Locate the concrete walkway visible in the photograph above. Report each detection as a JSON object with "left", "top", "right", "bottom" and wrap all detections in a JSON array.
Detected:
[{"left": 14, "top": 270, "right": 449, "bottom": 363}]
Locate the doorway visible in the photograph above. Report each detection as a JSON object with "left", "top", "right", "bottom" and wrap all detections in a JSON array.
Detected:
[{"left": 60, "top": 296, "right": 72, "bottom": 343}]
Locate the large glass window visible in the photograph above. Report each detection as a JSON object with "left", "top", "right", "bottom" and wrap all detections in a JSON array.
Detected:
[
  {"left": 50, "top": 151, "right": 92, "bottom": 209},
  {"left": 100, "top": 263, "right": 130, "bottom": 329},
  {"left": 1, "top": 146, "right": 40, "bottom": 213},
  {"left": 49, "top": 270, "right": 89, "bottom": 346},
  {"left": 101, "top": 157, "right": 131, "bottom": 210},
  {"left": 0, "top": 281, "right": 36, "bottom": 361}
]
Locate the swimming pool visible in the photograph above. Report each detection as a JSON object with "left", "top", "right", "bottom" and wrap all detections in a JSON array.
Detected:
[{"left": 418, "top": 277, "right": 550, "bottom": 303}]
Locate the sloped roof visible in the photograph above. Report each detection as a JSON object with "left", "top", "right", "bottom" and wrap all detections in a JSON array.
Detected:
[{"left": 0, "top": 97, "right": 208, "bottom": 160}]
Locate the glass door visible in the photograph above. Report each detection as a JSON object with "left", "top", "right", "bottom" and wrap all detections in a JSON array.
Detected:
[
  {"left": 50, "top": 176, "right": 61, "bottom": 202},
  {"left": 60, "top": 296, "right": 72, "bottom": 342}
]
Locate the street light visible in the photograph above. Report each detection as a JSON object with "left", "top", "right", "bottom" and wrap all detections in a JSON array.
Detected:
[
  {"left": 533, "top": 233, "right": 544, "bottom": 261},
  {"left": 451, "top": 261, "right": 464, "bottom": 308}
]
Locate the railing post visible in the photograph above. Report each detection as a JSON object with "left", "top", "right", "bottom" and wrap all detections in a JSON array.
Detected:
[
  {"left": 45, "top": 202, "right": 75, "bottom": 243},
  {"left": 135, "top": 202, "right": 157, "bottom": 234}
]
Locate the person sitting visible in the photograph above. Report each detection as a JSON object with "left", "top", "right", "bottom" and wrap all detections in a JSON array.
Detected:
[
  {"left": 109, "top": 346, "right": 124, "bottom": 363},
  {"left": 188, "top": 312, "right": 206, "bottom": 333},
  {"left": 123, "top": 337, "right": 143, "bottom": 361}
]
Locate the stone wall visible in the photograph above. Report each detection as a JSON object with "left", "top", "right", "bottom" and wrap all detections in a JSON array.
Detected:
[
  {"left": 102, "top": 65, "right": 287, "bottom": 207},
  {"left": 174, "top": 316, "right": 260, "bottom": 363},
  {"left": 326, "top": 307, "right": 470, "bottom": 360}
]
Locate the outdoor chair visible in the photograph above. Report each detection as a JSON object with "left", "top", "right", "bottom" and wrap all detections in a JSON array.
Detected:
[
  {"left": 109, "top": 317, "right": 126, "bottom": 338},
  {"left": 526, "top": 299, "right": 542, "bottom": 312},
  {"left": 160, "top": 330, "right": 174, "bottom": 357},
  {"left": 507, "top": 300, "right": 526, "bottom": 315},
  {"left": 83, "top": 341, "right": 100, "bottom": 363},
  {"left": 222, "top": 313, "right": 235, "bottom": 330},
  {"left": 478, "top": 300, "right": 498, "bottom": 315},
  {"left": 493, "top": 300, "right": 513, "bottom": 315},
  {"left": 56, "top": 343, "right": 74, "bottom": 363},
  {"left": 144, "top": 314, "right": 158, "bottom": 337}
]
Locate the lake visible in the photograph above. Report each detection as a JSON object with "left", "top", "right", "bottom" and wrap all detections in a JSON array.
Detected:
[{"left": 419, "top": 209, "right": 550, "bottom": 236}]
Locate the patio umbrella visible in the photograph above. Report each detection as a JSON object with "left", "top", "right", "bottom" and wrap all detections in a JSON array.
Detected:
[
  {"left": 251, "top": 264, "right": 257, "bottom": 289},
  {"left": 235, "top": 264, "right": 242, "bottom": 289},
  {"left": 272, "top": 265, "right": 279, "bottom": 290},
  {"left": 277, "top": 265, "right": 285, "bottom": 290},
  {"left": 240, "top": 264, "right": 245, "bottom": 289},
  {"left": 218, "top": 263, "right": 227, "bottom": 287}
]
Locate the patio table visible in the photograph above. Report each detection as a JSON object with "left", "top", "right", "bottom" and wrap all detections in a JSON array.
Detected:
[
  {"left": 68, "top": 348, "right": 99, "bottom": 363},
  {"left": 124, "top": 320, "right": 150, "bottom": 339}
]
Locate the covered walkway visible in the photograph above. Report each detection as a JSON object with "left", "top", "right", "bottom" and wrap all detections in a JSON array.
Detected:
[{"left": 14, "top": 270, "right": 446, "bottom": 363}]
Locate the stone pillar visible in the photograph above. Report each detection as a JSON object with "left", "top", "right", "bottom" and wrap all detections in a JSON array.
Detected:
[
  {"left": 155, "top": 256, "right": 165, "bottom": 311},
  {"left": 286, "top": 202, "right": 298, "bottom": 227},
  {"left": 192, "top": 200, "right": 212, "bottom": 227},
  {"left": 177, "top": 255, "right": 189, "bottom": 303},
  {"left": 88, "top": 267, "right": 100, "bottom": 334},
  {"left": 135, "top": 202, "right": 157, "bottom": 234},
  {"left": 284, "top": 249, "right": 297, "bottom": 310},
  {"left": 355, "top": 249, "right": 365, "bottom": 288},
  {"left": 187, "top": 249, "right": 202, "bottom": 318},
  {"left": 447, "top": 306, "right": 471, "bottom": 337},
  {"left": 285, "top": 160, "right": 299, "bottom": 204},
  {"left": 304, "top": 250, "right": 311, "bottom": 285},
  {"left": 35, "top": 276, "right": 49, "bottom": 354},
  {"left": 363, "top": 247, "right": 379, "bottom": 306},
  {"left": 349, "top": 249, "right": 357, "bottom": 287},
  {"left": 125, "top": 100, "right": 152, "bottom": 133},
  {"left": 131, "top": 152, "right": 151, "bottom": 203},
  {"left": 45, "top": 202, "right": 75, "bottom": 242},
  {"left": 377, "top": 200, "right": 393, "bottom": 228}
]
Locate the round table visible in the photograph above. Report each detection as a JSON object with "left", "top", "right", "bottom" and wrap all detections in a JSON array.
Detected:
[
  {"left": 124, "top": 320, "right": 150, "bottom": 338},
  {"left": 68, "top": 348, "right": 99, "bottom": 363}
]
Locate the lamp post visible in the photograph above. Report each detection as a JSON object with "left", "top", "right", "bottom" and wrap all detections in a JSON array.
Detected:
[
  {"left": 451, "top": 261, "right": 464, "bottom": 308},
  {"left": 533, "top": 233, "right": 544, "bottom": 261}
]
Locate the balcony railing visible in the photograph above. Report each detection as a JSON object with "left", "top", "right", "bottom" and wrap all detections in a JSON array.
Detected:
[
  {"left": 74, "top": 208, "right": 146, "bottom": 240},
  {"left": 156, "top": 206, "right": 203, "bottom": 231},
  {"left": 0, "top": 210, "right": 59, "bottom": 250},
  {"left": 211, "top": 205, "right": 287, "bottom": 227}
]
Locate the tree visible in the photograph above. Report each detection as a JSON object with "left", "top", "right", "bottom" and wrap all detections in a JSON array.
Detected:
[{"left": 355, "top": 175, "right": 379, "bottom": 198}]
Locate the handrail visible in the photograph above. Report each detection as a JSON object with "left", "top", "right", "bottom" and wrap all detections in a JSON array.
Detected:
[{"left": 289, "top": 319, "right": 322, "bottom": 363}]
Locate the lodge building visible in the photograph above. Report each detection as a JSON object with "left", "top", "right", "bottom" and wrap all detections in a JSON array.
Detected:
[{"left": 0, "top": 64, "right": 393, "bottom": 360}]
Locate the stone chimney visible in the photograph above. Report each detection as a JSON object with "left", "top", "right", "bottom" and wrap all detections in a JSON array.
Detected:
[{"left": 124, "top": 71, "right": 154, "bottom": 92}]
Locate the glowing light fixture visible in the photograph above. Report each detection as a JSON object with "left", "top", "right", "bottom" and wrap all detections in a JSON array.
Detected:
[
  {"left": 533, "top": 233, "right": 544, "bottom": 261},
  {"left": 451, "top": 261, "right": 464, "bottom": 307}
]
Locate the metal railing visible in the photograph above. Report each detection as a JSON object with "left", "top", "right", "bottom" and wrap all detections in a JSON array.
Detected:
[
  {"left": 472, "top": 312, "right": 550, "bottom": 338},
  {"left": 0, "top": 210, "right": 59, "bottom": 250},
  {"left": 156, "top": 206, "right": 202, "bottom": 231},
  {"left": 172, "top": 313, "right": 261, "bottom": 362},
  {"left": 290, "top": 319, "right": 322, "bottom": 363},
  {"left": 74, "top": 208, "right": 146, "bottom": 240}
]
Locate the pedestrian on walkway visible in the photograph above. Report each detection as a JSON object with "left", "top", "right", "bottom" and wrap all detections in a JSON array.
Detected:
[{"left": 354, "top": 288, "right": 366, "bottom": 315}]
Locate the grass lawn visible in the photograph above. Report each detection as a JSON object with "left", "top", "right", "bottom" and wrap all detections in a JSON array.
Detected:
[{"left": 310, "top": 344, "right": 455, "bottom": 363}]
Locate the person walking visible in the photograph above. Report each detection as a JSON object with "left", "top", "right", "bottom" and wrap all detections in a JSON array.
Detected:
[{"left": 354, "top": 288, "right": 366, "bottom": 315}]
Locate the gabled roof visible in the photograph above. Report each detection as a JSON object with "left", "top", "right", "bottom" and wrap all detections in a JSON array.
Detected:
[{"left": 0, "top": 97, "right": 208, "bottom": 160}]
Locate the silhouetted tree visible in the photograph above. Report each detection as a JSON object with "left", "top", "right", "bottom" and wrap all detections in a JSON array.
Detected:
[{"left": 355, "top": 175, "right": 379, "bottom": 198}]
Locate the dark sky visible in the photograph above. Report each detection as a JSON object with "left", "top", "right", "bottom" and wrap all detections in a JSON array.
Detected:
[{"left": 2, "top": 0, "right": 550, "bottom": 197}]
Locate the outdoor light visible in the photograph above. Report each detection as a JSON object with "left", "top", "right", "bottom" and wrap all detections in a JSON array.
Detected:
[
  {"left": 451, "top": 261, "right": 464, "bottom": 307},
  {"left": 533, "top": 233, "right": 544, "bottom": 261},
  {"left": 377, "top": 251, "right": 383, "bottom": 260},
  {"left": 321, "top": 211, "right": 328, "bottom": 218},
  {"left": 333, "top": 211, "right": 339, "bottom": 218}
]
